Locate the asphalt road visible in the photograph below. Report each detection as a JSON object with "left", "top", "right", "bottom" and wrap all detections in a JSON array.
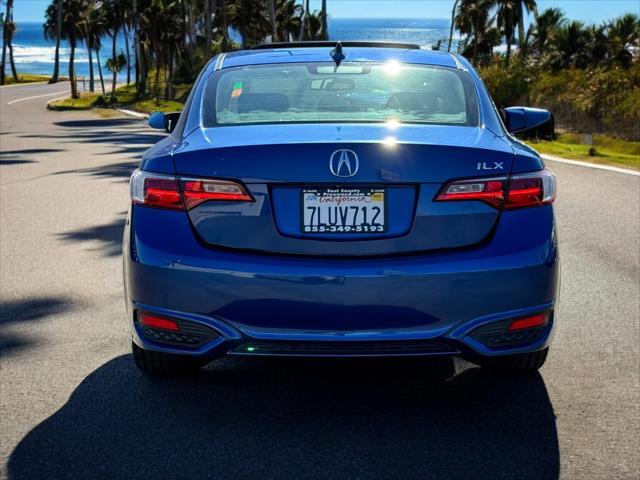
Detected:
[{"left": 1, "top": 82, "right": 639, "bottom": 480}]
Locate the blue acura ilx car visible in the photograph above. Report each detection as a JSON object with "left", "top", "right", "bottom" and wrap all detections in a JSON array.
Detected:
[{"left": 124, "top": 42, "right": 559, "bottom": 376}]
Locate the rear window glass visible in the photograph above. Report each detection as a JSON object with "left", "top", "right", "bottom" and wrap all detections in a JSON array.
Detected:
[{"left": 202, "top": 62, "right": 479, "bottom": 127}]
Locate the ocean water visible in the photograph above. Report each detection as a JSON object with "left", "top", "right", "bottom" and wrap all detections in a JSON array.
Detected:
[{"left": 3, "top": 18, "right": 454, "bottom": 79}]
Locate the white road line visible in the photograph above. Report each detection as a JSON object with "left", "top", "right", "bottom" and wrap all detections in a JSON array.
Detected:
[
  {"left": 542, "top": 154, "right": 639, "bottom": 177},
  {"left": 6, "top": 90, "right": 69, "bottom": 105}
]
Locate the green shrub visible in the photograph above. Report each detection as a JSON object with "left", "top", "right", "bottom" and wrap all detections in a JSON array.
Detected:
[{"left": 479, "top": 63, "right": 640, "bottom": 141}]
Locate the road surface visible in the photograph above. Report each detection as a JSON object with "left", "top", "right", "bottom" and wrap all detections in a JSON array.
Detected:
[{"left": 1, "top": 82, "right": 639, "bottom": 479}]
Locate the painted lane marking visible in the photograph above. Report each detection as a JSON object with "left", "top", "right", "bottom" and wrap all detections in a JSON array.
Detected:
[
  {"left": 542, "top": 155, "right": 639, "bottom": 177},
  {"left": 7, "top": 90, "right": 69, "bottom": 105}
]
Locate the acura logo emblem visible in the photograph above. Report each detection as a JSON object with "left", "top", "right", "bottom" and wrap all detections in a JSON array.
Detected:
[{"left": 329, "top": 149, "right": 359, "bottom": 177}]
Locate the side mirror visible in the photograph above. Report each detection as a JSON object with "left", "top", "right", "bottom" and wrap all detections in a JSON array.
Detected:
[
  {"left": 148, "top": 111, "right": 182, "bottom": 134},
  {"left": 502, "top": 107, "right": 555, "bottom": 140}
]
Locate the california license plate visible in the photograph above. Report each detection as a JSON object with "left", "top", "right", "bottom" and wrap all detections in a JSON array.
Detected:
[{"left": 301, "top": 187, "right": 387, "bottom": 233}]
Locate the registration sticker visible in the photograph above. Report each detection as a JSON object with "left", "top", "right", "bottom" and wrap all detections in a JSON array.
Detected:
[{"left": 231, "top": 81, "right": 243, "bottom": 98}]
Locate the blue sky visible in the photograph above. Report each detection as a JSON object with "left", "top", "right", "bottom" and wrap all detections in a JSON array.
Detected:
[{"left": 14, "top": 0, "right": 640, "bottom": 23}]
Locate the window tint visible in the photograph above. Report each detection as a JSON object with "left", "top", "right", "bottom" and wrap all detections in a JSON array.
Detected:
[{"left": 202, "top": 62, "right": 479, "bottom": 127}]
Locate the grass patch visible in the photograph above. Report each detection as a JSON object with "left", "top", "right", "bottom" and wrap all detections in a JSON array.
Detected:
[
  {"left": 526, "top": 133, "right": 640, "bottom": 170},
  {"left": 46, "top": 83, "right": 187, "bottom": 114},
  {"left": 110, "top": 83, "right": 188, "bottom": 114},
  {"left": 3, "top": 74, "right": 64, "bottom": 85},
  {"left": 47, "top": 92, "right": 101, "bottom": 110}
]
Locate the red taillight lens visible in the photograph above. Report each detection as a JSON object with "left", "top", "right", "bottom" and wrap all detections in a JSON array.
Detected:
[
  {"left": 508, "top": 312, "right": 548, "bottom": 331},
  {"left": 435, "top": 168, "right": 556, "bottom": 210},
  {"left": 138, "top": 312, "right": 180, "bottom": 331},
  {"left": 181, "top": 178, "right": 252, "bottom": 209},
  {"left": 435, "top": 179, "right": 506, "bottom": 209},
  {"left": 141, "top": 177, "right": 183, "bottom": 210},
  {"left": 130, "top": 170, "right": 252, "bottom": 210},
  {"left": 505, "top": 169, "right": 556, "bottom": 209}
]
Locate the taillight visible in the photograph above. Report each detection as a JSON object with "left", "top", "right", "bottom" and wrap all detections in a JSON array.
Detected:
[
  {"left": 435, "top": 168, "right": 556, "bottom": 210},
  {"left": 130, "top": 169, "right": 252, "bottom": 210},
  {"left": 505, "top": 169, "right": 556, "bottom": 209},
  {"left": 181, "top": 178, "right": 252, "bottom": 209}
]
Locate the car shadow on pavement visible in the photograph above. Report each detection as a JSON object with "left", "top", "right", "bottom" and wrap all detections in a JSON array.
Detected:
[
  {"left": 0, "top": 296, "right": 75, "bottom": 358},
  {"left": 7, "top": 355, "right": 559, "bottom": 480}
]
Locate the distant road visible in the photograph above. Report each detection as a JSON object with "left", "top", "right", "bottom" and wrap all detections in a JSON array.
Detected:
[{"left": 1, "top": 82, "right": 638, "bottom": 480}]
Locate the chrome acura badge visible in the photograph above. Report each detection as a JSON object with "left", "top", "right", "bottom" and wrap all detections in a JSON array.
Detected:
[{"left": 329, "top": 149, "right": 359, "bottom": 177}]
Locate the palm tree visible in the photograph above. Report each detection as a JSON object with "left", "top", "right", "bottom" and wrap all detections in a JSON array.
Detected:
[
  {"left": 228, "top": 0, "right": 270, "bottom": 48},
  {"left": 87, "top": 4, "right": 107, "bottom": 94},
  {"left": 494, "top": 0, "right": 519, "bottom": 63},
  {"left": 50, "top": 0, "right": 63, "bottom": 83},
  {"left": 205, "top": 0, "right": 213, "bottom": 55},
  {"left": 298, "top": 0, "right": 308, "bottom": 41},
  {"left": 448, "top": 0, "right": 460, "bottom": 52},
  {"left": 530, "top": 7, "right": 565, "bottom": 56},
  {"left": 551, "top": 20, "right": 590, "bottom": 69},
  {"left": 44, "top": 0, "right": 84, "bottom": 97},
  {"left": 267, "top": 0, "right": 277, "bottom": 41},
  {"left": 276, "top": 0, "right": 302, "bottom": 42},
  {"left": 515, "top": 0, "right": 536, "bottom": 47},
  {"left": 104, "top": 0, "right": 125, "bottom": 102},
  {"left": 455, "top": 0, "right": 494, "bottom": 64},
  {"left": 319, "top": 0, "right": 328, "bottom": 40},
  {"left": 1, "top": 0, "right": 18, "bottom": 84},
  {"left": 605, "top": 13, "right": 640, "bottom": 67}
]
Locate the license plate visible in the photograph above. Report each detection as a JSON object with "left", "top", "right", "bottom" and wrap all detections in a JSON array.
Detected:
[{"left": 301, "top": 187, "right": 387, "bottom": 233}]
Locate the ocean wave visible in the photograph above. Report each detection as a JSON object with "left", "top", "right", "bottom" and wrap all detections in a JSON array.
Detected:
[{"left": 11, "top": 44, "right": 90, "bottom": 64}]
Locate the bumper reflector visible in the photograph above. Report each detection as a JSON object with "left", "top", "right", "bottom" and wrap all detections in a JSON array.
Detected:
[
  {"left": 135, "top": 311, "right": 219, "bottom": 348},
  {"left": 470, "top": 311, "right": 551, "bottom": 348},
  {"left": 139, "top": 312, "right": 180, "bottom": 331},
  {"left": 508, "top": 313, "right": 548, "bottom": 331}
]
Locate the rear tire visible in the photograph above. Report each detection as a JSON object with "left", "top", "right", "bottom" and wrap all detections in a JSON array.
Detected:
[
  {"left": 481, "top": 347, "right": 549, "bottom": 373},
  {"left": 132, "top": 342, "right": 202, "bottom": 376}
]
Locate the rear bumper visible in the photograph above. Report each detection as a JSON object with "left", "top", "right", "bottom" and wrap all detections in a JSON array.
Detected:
[{"left": 124, "top": 205, "right": 559, "bottom": 359}]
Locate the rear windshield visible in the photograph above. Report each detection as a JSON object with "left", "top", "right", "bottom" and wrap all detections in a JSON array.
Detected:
[{"left": 202, "top": 62, "right": 479, "bottom": 127}]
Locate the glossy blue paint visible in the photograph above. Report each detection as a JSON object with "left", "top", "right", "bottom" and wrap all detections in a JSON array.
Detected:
[
  {"left": 504, "top": 107, "right": 552, "bottom": 133},
  {"left": 124, "top": 44, "right": 559, "bottom": 362},
  {"left": 148, "top": 111, "right": 166, "bottom": 130}
]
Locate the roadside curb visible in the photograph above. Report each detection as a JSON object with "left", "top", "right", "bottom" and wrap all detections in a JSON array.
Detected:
[
  {"left": 116, "top": 108, "right": 149, "bottom": 119},
  {"left": 0, "top": 81, "right": 48, "bottom": 88},
  {"left": 542, "top": 154, "right": 639, "bottom": 177}
]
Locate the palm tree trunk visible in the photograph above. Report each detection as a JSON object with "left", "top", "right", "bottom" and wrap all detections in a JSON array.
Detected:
[
  {"left": 6, "top": 0, "right": 17, "bottom": 82},
  {"left": 447, "top": 0, "right": 459, "bottom": 52},
  {"left": 517, "top": 0, "right": 526, "bottom": 48},
  {"left": 154, "top": 45, "right": 161, "bottom": 101},
  {"left": 1, "top": 0, "right": 10, "bottom": 85},
  {"left": 219, "top": 0, "right": 229, "bottom": 43},
  {"left": 166, "top": 45, "right": 174, "bottom": 101},
  {"left": 96, "top": 47, "right": 105, "bottom": 95},
  {"left": 205, "top": 0, "right": 212, "bottom": 55},
  {"left": 320, "top": 0, "right": 328, "bottom": 40},
  {"left": 304, "top": 0, "right": 311, "bottom": 39},
  {"left": 267, "top": 0, "right": 277, "bottom": 42},
  {"left": 124, "top": 23, "right": 131, "bottom": 85},
  {"left": 110, "top": 28, "right": 118, "bottom": 102},
  {"left": 138, "top": 44, "right": 147, "bottom": 98},
  {"left": 69, "top": 39, "right": 78, "bottom": 98},
  {"left": 87, "top": 39, "right": 95, "bottom": 91},
  {"left": 298, "top": 0, "right": 306, "bottom": 41},
  {"left": 50, "top": 0, "right": 63, "bottom": 83}
]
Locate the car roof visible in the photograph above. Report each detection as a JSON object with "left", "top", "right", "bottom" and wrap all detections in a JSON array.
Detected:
[{"left": 212, "top": 45, "right": 461, "bottom": 71}]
